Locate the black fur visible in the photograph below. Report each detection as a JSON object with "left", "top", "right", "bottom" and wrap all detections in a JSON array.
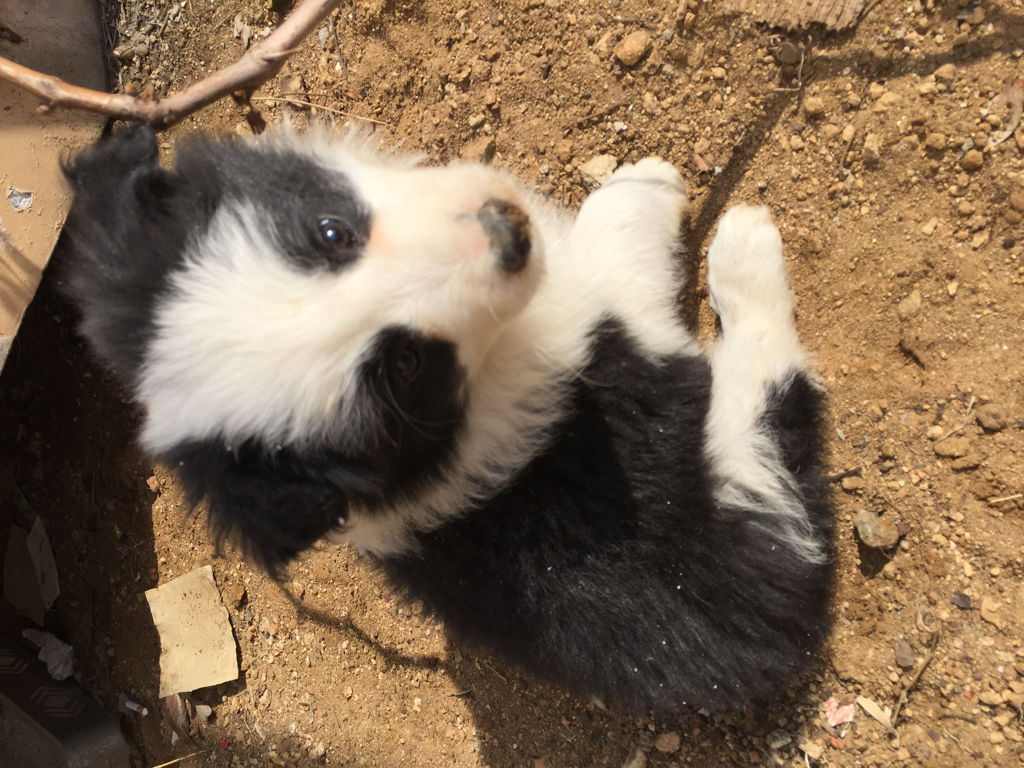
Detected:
[
  {"left": 61, "top": 126, "right": 187, "bottom": 378},
  {"left": 61, "top": 126, "right": 370, "bottom": 378},
  {"left": 379, "top": 321, "right": 833, "bottom": 713}
]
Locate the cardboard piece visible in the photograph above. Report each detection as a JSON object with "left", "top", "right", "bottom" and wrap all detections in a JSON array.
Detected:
[
  {"left": 0, "top": 0, "right": 107, "bottom": 371},
  {"left": 3, "top": 516, "right": 61, "bottom": 625},
  {"left": 145, "top": 566, "right": 239, "bottom": 697}
]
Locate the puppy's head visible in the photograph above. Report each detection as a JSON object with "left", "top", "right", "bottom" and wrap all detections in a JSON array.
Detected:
[{"left": 62, "top": 125, "right": 544, "bottom": 569}]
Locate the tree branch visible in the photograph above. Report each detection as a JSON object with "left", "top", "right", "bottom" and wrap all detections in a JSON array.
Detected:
[{"left": 0, "top": 0, "right": 343, "bottom": 129}]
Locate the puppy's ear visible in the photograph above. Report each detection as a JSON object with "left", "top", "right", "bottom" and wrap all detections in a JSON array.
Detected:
[
  {"left": 60, "top": 126, "right": 186, "bottom": 379},
  {"left": 166, "top": 440, "right": 378, "bottom": 574},
  {"left": 63, "top": 125, "right": 173, "bottom": 222}
]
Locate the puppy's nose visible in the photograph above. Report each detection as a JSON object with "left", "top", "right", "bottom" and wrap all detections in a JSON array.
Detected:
[{"left": 476, "top": 199, "right": 531, "bottom": 274}]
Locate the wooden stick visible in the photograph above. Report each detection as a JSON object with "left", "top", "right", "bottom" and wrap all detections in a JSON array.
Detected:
[
  {"left": 248, "top": 95, "right": 391, "bottom": 126},
  {"left": 0, "top": 0, "right": 342, "bottom": 129},
  {"left": 150, "top": 749, "right": 213, "bottom": 768},
  {"left": 892, "top": 632, "right": 939, "bottom": 728}
]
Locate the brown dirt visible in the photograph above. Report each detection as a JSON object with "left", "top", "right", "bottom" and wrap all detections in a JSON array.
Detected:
[{"left": 2, "top": 0, "right": 1023, "bottom": 766}]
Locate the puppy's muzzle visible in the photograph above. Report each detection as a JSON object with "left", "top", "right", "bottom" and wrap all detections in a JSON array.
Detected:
[{"left": 477, "top": 199, "right": 531, "bottom": 274}]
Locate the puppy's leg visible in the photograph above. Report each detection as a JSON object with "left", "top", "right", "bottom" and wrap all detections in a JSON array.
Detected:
[
  {"left": 704, "top": 205, "right": 826, "bottom": 563},
  {"left": 567, "top": 158, "right": 695, "bottom": 356}
]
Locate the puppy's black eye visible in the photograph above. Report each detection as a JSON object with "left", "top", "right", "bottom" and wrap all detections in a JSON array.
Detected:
[
  {"left": 393, "top": 347, "right": 421, "bottom": 381},
  {"left": 317, "top": 217, "right": 353, "bottom": 248}
]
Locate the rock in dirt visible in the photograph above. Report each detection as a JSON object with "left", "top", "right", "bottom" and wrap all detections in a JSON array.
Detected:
[
  {"left": 860, "top": 133, "right": 884, "bottom": 165},
  {"left": 975, "top": 403, "right": 1008, "bottom": 431},
  {"left": 960, "top": 149, "right": 984, "bottom": 172},
  {"left": 461, "top": 135, "right": 495, "bottom": 164},
  {"left": 841, "top": 475, "right": 865, "bottom": 492},
  {"left": 951, "top": 454, "right": 982, "bottom": 471},
  {"left": 980, "top": 597, "right": 1004, "bottom": 628},
  {"left": 766, "top": 730, "right": 791, "bottom": 750},
  {"left": 799, "top": 739, "right": 823, "bottom": 760},
  {"left": 621, "top": 748, "right": 648, "bottom": 768},
  {"left": 578, "top": 154, "right": 618, "bottom": 191},
  {"left": 897, "top": 289, "right": 922, "bottom": 320},
  {"left": 653, "top": 731, "right": 680, "bottom": 753},
  {"left": 894, "top": 639, "right": 916, "bottom": 669},
  {"left": 978, "top": 690, "right": 1003, "bottom": 707},
  {"left": 950, "top": 591, "right": 972, "bottom": 610},
  {"left": 933, "top": 436, "right": 970, "bottom": 458},
  {"left": 613, "top": 31, "right": 651, "bottom": 66},
  {"left": 854, "top": 509, "right": 900, "bottom": 549},
  {"left": 278, "top": 72, "right": 308, "bottom": 106},
  {"left": 804, "top": 96, "right": 826, "bottom": 118},
  {"left": 924, "top": 132, "right": 946, "bottom": 151}
]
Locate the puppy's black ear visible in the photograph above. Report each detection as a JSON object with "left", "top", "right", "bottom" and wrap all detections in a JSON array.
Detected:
[
  {"left": 60, "top": 126, "right": 187, "bottom": 379},
  {"left": 166, "top": 440, "right": 379, "bottom": 574},
  {"left": 63, "top": 125, "right": 176, "bottom": 244}
]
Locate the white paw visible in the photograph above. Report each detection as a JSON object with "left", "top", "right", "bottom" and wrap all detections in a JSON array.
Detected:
[
  {"left": 609, "top": 157, "right": 685, "bottom": 192},
  {"left": 707, "top": 205, "right": 792, "bottom": 332}
]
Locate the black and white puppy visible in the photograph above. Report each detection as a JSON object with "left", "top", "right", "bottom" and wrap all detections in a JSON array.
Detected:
[{"left": 62, "top": 125, "right": 833, "bottom": 713}]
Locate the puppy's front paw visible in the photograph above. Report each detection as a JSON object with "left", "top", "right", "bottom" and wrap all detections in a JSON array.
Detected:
[
  {"left": 610, "top": 157, "right": 685, "bottom": 193},
  {"left": 707, "top": 205, "right": 792, "bottom": 333}
]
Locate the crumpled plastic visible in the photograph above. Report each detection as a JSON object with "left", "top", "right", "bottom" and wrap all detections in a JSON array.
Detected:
[{"left": 22, "top": 628, "right": 74, "bottom": 681}]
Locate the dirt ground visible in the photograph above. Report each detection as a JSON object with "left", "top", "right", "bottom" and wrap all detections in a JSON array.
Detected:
[{"left": 2, "top": 0, "right": 1024, "bottom": 766}]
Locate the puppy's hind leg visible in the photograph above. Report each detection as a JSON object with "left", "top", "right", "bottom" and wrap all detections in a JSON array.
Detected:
[
  {"left": 704, "top": 205, "right": 828, "bottom": 563},
  {"left": 568, "top": 158, "right": 696, "bottom": 357}
]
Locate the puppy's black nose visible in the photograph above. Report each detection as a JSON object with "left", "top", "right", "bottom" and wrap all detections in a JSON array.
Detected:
[{"left": 477, "top": 199, "right": 531, "bottom": 274}]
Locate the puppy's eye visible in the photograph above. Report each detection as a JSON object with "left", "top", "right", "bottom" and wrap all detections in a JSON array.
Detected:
[
  {"left": 317, "top": 217, "right": 353, "bottom": 248},
  {"left": 393, "top": 347, "right": 421, "bottom": 381}
]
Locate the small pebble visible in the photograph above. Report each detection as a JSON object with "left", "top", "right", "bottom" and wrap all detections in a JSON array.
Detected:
[
  {"left": 854, "top": 509, "right": 900, "bottom": 549},
  {"left": 895, "top": 640, "right": 916, "bottom": 669},
  {"left": 841, "top": 475, "right": 865, "bottom": 492},
  {"left": 976, "top": 403, "right": 1008, "bottom": 431},
  {"left": 960, "top": 149, "right": 984, "bottom": 172},
  {"left": 577, "top": 155, "right": 618, "bottom": 191},
  {"left": 804, "top": 96, "right": 825, "bottom": 117},
  {"left": 951, "top": 455, "right": 981, "bottom": 471},
  {"left": 653, "top": 731, "right": 681, "bottom": 753},
  {"left": 613, "top": 31, "right": 652, "bottom": 66},
  {"left": 862, "top": 133, "right": 881, "bottom": 166},
  {"left": 950, "top": 591, "right": 972, "bottom": 609},
  {"left": 933, "top": 436, "right": 970, "bottom": 458},
  {"left": 766, "top": 730, "right": 792, "bottom": 750},
  {"left": 981, "top": 597, "right": 1004, "bottom": 628},
  {"left": 897, "top": 290, "right": 922, "bottom": 320},
  {"left": 979, "top": 691, "right": 1003, "bottom": 707}
]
